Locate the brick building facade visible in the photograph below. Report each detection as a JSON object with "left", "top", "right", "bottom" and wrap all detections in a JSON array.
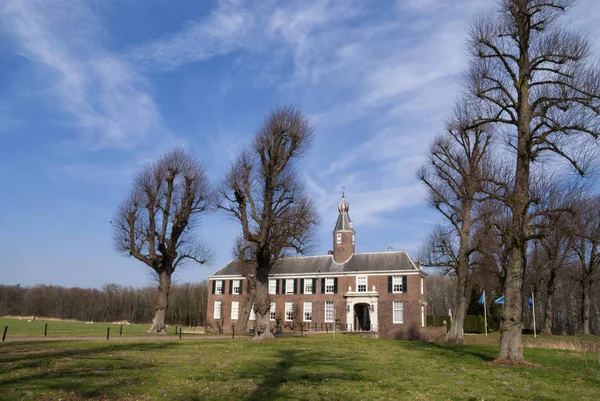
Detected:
[{"left": 207, "top": 195, "right": 427, "bottom": 339}]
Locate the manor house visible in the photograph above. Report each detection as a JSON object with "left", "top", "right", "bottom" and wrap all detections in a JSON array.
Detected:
[{"left": 206, "top": 195, "right": 427, "bottom": 339}]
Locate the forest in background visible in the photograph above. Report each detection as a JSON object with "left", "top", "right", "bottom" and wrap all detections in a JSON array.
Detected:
[{"left": 0, "top": 282, "right": 208, "bottom": 327}]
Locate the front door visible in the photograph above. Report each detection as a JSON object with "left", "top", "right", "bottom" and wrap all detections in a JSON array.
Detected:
[{"left": 354, "top": 303, "right": 371, "bottom": 331}]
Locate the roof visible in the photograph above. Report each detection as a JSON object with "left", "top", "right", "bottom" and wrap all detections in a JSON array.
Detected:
[
  {"left": 210, "top": 251, "right": 420, "bottom": 277},
  {"left": 334, "top": 195, "right": 354, "bottom": 232}
]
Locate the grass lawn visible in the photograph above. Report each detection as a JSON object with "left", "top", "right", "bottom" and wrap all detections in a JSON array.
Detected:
[
  {"left": 1, "top": 335, "right": 599, "bottom": 400},
  {"left": 0, "top": 317, "right": 180, "bottom": 337}
]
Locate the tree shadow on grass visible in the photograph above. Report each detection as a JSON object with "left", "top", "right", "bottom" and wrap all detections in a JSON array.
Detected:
[
  {"left": 0, "top": 342, "right": 178, "bottom": 400},
  {"left": 241, "top": 348, "right": 365, "bottom": 401},
  {"left": 404, "top": 341, "right": 496, "bottom": 363}
]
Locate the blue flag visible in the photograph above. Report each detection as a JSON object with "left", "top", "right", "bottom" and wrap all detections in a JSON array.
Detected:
[
  {"left": 478, "top": 291, "right": 485, "bottom": 305},
  {"left": 528, "top": 294, "right": 533, "bottom": 307},
  {"left": 495, "top": 296, "right": 505, "bottom": 304}
]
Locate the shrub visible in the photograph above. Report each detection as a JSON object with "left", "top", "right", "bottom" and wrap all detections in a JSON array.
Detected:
[{"left": 464, "top": 315, "right": 480, "bottom": 333}]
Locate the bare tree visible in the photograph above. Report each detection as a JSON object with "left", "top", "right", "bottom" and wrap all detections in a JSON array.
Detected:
[
  {"left": 418, "top": 108, "right": 492, "bottom": 344},
  {"left": 466, "top": 0, "right": 600, "bottom": 362},
  {"left": 113, "top": 148, "right": 212, "bottom": 333},
  {"left": 218, "top": 105, "right": 318, "bottom": 340},
  {"left": 570, "top": 195, "right": 600, "bottom": 335}
]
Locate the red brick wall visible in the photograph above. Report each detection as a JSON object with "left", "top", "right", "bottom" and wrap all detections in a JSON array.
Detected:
[{"left": 333, "top": 231, "right": 354, "bottom": 263}]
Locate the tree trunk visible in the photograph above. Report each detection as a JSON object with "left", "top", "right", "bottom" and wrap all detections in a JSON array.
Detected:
[
  {"left": 447, "top": 269, "right": 470, "bottom": 344},
  {"left": 542, "top": 268, "right": 556, "bottom": 335},
  {"left": 235, "top": 279, "right": 256, "bottom": 332},
  {"left": 497, "top": 144, "right": 529, "bottom": 362},
  {"left": 148, "top": 270, "right": 171, "bottom": 334},
  {"left": 581, "top": 279, "right": 591, "bottom": 335},
  {"left": 253, "top": 279, "right": 274, "bottom": 340}
]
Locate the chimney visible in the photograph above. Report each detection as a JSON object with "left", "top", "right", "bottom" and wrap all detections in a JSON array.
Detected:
[{"left": 414, "top": 260, "right": 422, "bottom": 270}]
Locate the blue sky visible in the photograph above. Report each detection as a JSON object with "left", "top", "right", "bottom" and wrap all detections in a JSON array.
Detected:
[{"left": 2, "top": 0, "right": 600, "bottom": 289}]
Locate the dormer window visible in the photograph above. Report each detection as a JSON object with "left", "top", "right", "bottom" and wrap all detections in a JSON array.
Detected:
[{"left": 336, "top": 233, "right": 342, "bottom": 244}]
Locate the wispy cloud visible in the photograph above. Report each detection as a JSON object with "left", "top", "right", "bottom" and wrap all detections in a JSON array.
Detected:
[
  {"left": 129, "top": 0, "right": 254, "bottom": 72},
  {"left": 0, "top": 0, "right": 163, "bottom": 148}
]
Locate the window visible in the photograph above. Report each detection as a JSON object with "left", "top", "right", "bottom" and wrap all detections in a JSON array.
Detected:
[
  {"left": 303, "top": 301, "right": 312, "bottom": 322},
  {"left": 215, "top": 280, "right": 224, "bottom": 295},
  {"left": 214, "top": 301, "right": 221, "bottom": 319},
  {"left": 231, "top": 301, "right": 239, "bottom": 320},
  {"left": 325, "top": 301, "right": 334, "bottom": 322},
  {"left": 232, "top": 279, "right": 240, "bottom": 295},
  {"left": 421, "top": 305, "right": 425, "bottom": 327},
  {"left": 270, "top": 302, "right": 276, "bottom": 321},
  {"left": 393, "top": 301, "right": 403, "bottom": 324},
  {"left": 352, "top": 234, "right": 355, "bottom": 245},
  {"left": 285, "top": 301, "right": 294, "bottom": 321},
  {"left": 420, "top": 278, "right": 424, "bottom": 295},
  {"left": 269, "top": 279, "right": 276, "bottom": 295},
  {"left": 304, "top": 279, "right": 313, "bottom": 294},
  {"left": 249, "top": 304, "right": 256, "bottom": 321},
  {"left": 357, "top": 276, "right": 367, "bottom": 292},
  {"left": 286, "top": 279, "right": 295, "bottom": 294},
  {"left": 325, "top": 278, "right": 335, "bottom": 294},
  {"left": 392, "top": 276, "right": 403, "bottom": 293},
  {"left": 336, "top": 233, "right": 342, "bottom": 244}
]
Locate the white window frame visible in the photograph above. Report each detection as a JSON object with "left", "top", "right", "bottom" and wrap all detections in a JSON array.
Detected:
[
  {"left": 249, "top": 303, "right": 256, "bottom": 321},
  {"left": 392, "top": 276, "right": 403, "bottom": 293},
  {"left": 304, "top": 279, "right": 313, "bottom": 294},
  {"left": 270, "top": 302, "right": 276, "bottom": 321},
  {"left": 325, "top": 301, "right": 334, "bottom": 322},
  {"left": 421, "top": 305, "right": 425, "bottom": 327},
  {"left": 285, "top": 301, "right": 294, "bottom": 321},
  {"left": 356, "top": 276, "right": 367, "bottom": 293},
  {"left": 393, "top": 301, "right": 404, "bottom": 324},
  {"left": 269, "top": 279, "right": 276, "bottom": 295},
  {"left": 352, "top": 234, "right": 355, "bottom": 245},
  {"left": 214, "top": 301, "right": 221, "bottom": 319},
  {"left": 336, "top": 233, "right": 342, "bottom": 244},
  {"left": 232, "top": 279, "right": 240, "bottom": 295},
  {"left": 231, "top": 301, "right": 239, "bottom": 320},
  {"left": 286, "top": 279, "right": 295, "bottom": 294},
  {"left": 215, "top": 280, "right": 224, "bottom": 295},
  {"left": 325, "top": 278, "right": 335, "bottom": 294},
  {"left": 303, "top": 301, "right": 312, "bottom": 322},
  {"left": 420, "top": 278, "right": 424, "bottom": 295}
]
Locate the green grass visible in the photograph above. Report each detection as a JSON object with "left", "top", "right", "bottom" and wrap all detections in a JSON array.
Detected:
[
  {"left": 1, "top": 335, "right": 599, "bottom": 400},
  {"left": 0, "top": 317, "right": 178, "bottom": 337}
]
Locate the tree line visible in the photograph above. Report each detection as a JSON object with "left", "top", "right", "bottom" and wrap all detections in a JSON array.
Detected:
[{"left": 0, "top": 282, "right": 208, "bottom": 327}]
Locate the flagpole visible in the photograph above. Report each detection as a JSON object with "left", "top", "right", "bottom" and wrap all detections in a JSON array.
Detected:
[
  {"left": 532, "top": 291, "right": 536, "bottom": 338},
  {"left": 483, "top": 290, "right": 488, "bottom": 336}
]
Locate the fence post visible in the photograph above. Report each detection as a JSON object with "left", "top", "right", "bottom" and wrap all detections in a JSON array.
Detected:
[
  {"left": 301, "top": 324, "right": 303, "bottom": 336},
  {"left": 106, "top": 327, "right": 110, "bottom": 340},
  {"left": 2, "top": 326, "right": 7, "bottom": 342},
  {"left": 232, "top": 326, "right": 235, "bottom": 339},
  {"left": 175, "top": 325, "right": 178, "bottom": 335},
  {"left": 179, "top": 327, "right": 182, "bottom": 340},
  {"left": 44, "top": 323, "right": 48, "bottom": 337},
  {"left": 120, "top": 325, "right": 123, "bottom": 336}
]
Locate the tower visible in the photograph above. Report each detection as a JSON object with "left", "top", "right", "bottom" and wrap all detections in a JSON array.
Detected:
[{"left": 333, "top": 194, "right": 355, "bottom": 263}]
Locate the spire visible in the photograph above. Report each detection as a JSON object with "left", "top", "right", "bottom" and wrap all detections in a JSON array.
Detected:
[
  {"left": 333, "top": 193, "right": 355, "bottom": 263},
  {"left": 334, "top": 193, "right": 353, "bottom": 232}
]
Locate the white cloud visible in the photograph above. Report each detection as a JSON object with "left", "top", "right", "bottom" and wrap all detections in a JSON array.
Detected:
[
  {"left": 0, "top": 0, "right": 163, "bottom": 148},
  {"left": 129, "top": 0, "right": 254, "bottom": 71}
]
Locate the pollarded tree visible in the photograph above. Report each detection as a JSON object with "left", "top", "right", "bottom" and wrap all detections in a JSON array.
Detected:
[
  {"left": 218, "top": 105, "right": 318, "bottom": 340},
  {"left": 418, "top": 105, "right": 492, "bottom": 344},
  {"left": 113, "top": 148, "right": 212, "bottom": 333},
  {"left": 466, "top": 0, "right": 600, "bottom": 362}
]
